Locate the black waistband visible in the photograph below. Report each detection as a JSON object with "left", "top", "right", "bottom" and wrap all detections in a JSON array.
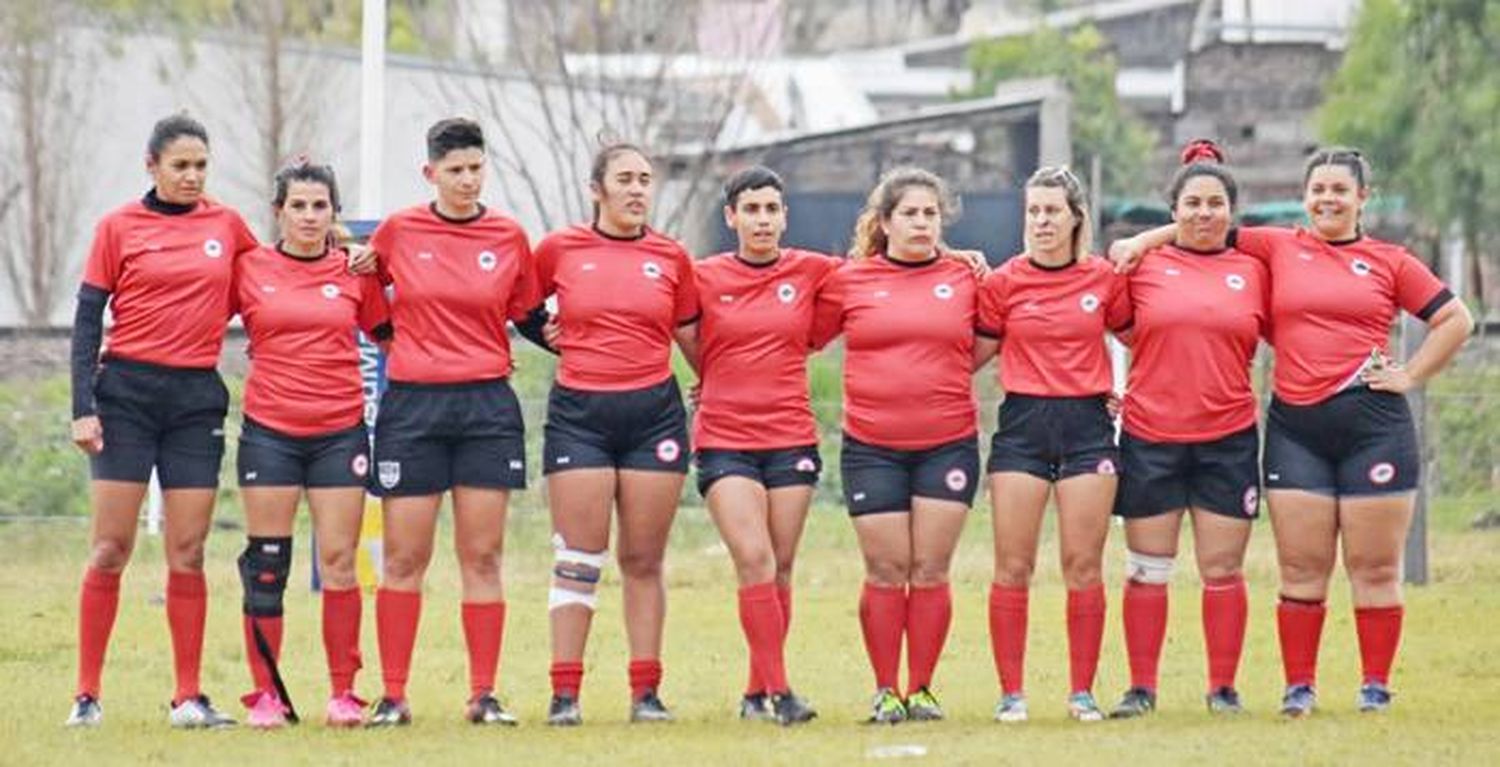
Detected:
[
  {"left": 101, "top": 355, "right": 217, "bottom": 375},
  {"left": 387, "top": 377, "right": 510, "bottom": 392}
]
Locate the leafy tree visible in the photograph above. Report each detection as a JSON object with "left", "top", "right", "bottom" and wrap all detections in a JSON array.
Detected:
[{"left": 966, "top": 23, "right": 1157, "bottom": 195}]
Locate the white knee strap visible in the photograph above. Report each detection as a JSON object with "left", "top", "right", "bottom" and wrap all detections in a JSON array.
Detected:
[
  {"left": 1126, "top": 550, "right": 1175, "bottom": 585},
  {"left": 550, "top": 533, "right": 605, "bottom": 612}
]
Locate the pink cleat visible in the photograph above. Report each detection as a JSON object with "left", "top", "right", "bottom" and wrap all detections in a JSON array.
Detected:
[
  {"left": 325, "top": 691, "right": 367, "bottom": 728},
  {"left": 242, "top": 691, "right": 289, "bottom": 730}
]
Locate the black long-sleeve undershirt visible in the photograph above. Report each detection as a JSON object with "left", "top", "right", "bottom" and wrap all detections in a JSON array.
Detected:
[
  {"left": 513, "top": 304, "right": 556, "bottom": 354},
  {"left": 71, "top": 285, "right": 109, "bottom": 418}
]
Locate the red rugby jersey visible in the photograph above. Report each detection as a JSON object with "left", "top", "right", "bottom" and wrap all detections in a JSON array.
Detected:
[
  {"left": 693, "top": 249, "right": 839, "bottom": 450},
  {"left": 1235, "top": 227, "right": 1451, "bottom": 405},
  {"left": 811, "top": 255, "right": 978, "bottom": 450},
  {"left": 82, "top": 198, "right": 259, "bottom": 367},
  {"left": 975, "top": 256, "right": 1130, "bottom": 397},
  {"left": 235, "top": 245, "right": 389, "bottom": 436},
  {"left": 1122, "top": 244, "right": 1268, "bottom": 442},
  {"left": 535, "top": 225, "right": 700, "bottom": 391},
  {"left": 370, "top": 204, "right": 539, "bottom": 383}
]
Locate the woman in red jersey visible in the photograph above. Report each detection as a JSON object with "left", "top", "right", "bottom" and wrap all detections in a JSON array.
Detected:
[
  {"left": 977, "top": 167, "right": 1128, "bottom": 724},
  {"left": 1113, "top": 147, "right": 1473, "bottom": 716},
  {"left": 1104, "top": 142, "right": 1268, "bottom": 720},
  {"left": 810, "top": 167, "right": 986, "bottom": 725},
  {"left": 536, "top": 144, "right": 699, "bottom": 726},
  {"left": 689, "top": 166, "right": 829, "bottom": 726},
  {"left": 363, "top": 118, "right": 548, "bottom": 727},
  {"left": 230, "top": 161, "right": 391, "bottom": 728},
  {"left": 67, "top": 114, "right": 260, "bottom": 729}
]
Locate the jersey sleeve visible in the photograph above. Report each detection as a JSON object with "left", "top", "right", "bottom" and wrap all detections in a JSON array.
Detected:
[
  {"left": 229, "top": 210, "right": 261, "bottom": 256},
  {"left": 505, "top": 231, "right": 543, "bottom": 322},
  {"left": 975, "top": 269, "right": 1006, "bottom": 338},
  {"left": 356, "top": 273, "right": 391, "bottom": 335},
  {"left": 809, "top": 266, "right": 847, "bottom": 350},
  {"left": 1392, "top": 248, "right": 1453, "bottom": 321},
  {"left": 534, "top": 233, "right": 561, "bottom": 300},
  {"left": 369, "top": 219, "right": 397, "bottom": 286},
  {"left": 673, "top": 246, "right": 700, "bottom": 325},
  {"left": 1104, "top": 269, "right": 1133, "bottom": 333},
  {"left": 1230, "top": 226, "right": 1293, "bottom": 263},
  {"left": 81, "top": 216, "right": 120, "bottom": 292}
]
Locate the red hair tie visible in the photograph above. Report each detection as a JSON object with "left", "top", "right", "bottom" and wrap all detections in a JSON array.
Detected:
[{"left": 1180, "top": 139, "right": 1225, "bottom": 165}]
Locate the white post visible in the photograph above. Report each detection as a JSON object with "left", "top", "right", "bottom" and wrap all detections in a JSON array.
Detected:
[{"left": 359, "top": 0, "right": 386, "bottom": 219}]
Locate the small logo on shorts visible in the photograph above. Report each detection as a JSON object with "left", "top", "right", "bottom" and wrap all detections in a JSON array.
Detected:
[
  {"left": 556, "top": 455, "right": 572, "bottom": 465},
  {"left": 852, "top": 492, "right": 867, "bottom": 502},
  {"left": 477, "top": 250, "right": 497, "bottom": 271},
  {"left": 1226, "top": 274, "right": 1247, "bottom": 291},
  {"left": 203, "top": 239, "right": 223, "bottom": 258},
  {"left": 350, "top": 454, "right": 369, "bottom": 478},
  {"left": 508, "top": 459, "right": 524, "bottom": 471},
  {"left": 1242, "top": 485, "right": 1259, "bottom": 515},
  {"left": 777, "top": 283, "right": 797, "bottom": 303},
  {"left": 1096, "top": 458, "right": 1117, "bottom": 475},
  {"left": 1079, "top": 293, "right": 1101, "bottom": 313},
  {"left": 945, "top": 468, "right": 968, "bottom": 492},
  {"left": 243, "top": 471, "right": 258, "bottom": 481},
  {"left": 1350, "top": 258, "right": 1372, "bottom": 277},
  {"left": 1369, "top": 462, "right": 1396, "bottom": 485},
  {"left": 933, "top": 283, "right": 954, "bottom": 300},
  {"left": 642, "top": 261, "right": 663, "bottom": 280},
  {"left": 321, "top": 283, "right": 340, "bottom": 299},
  {"left": 795, "top": 457, "right": 817, "bottom": 473},
  {"left": 377, "top": 460, "right": 401, "bottom": 489},
  {"left": 655, "top": 438, "right": 681, "bottom": 463}
]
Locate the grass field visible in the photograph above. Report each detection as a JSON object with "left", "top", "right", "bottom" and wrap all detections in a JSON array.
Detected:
[{"left": 3, "top": 492, "right": 1499, "bottom": 766}]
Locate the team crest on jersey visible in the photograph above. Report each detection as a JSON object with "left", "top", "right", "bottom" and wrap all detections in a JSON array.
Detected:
[
  {"left": 350, "top": 454, "right": 369, "bottom": 478},
  {"left": 477, "top": 250, "right": 498, "bottom": 271},
  {"left": 1096, "top": 458, "right": 1117, "bottom": 475},
  {"left": 777, "top": 283, "right": 797, "bottom": 303},
  {"left": 1242, "top": 485, "right": 1259, "bottom": 516},
  {"left": 321, "top": 283, "right": 340, "bottom": 299},
  {"left": 642, "top": 261, "right": 663, "bottom": 280},
  {"left": 1225, "top": 274, "right": 1247, "bottom": 291},
  {"left": 655, "top": 438, "right": 681, "bottom": 463},
  {"left": 795, "top": 457, "right": 818, "bottom": 473},
  {"left": 933, "top": 283, "right": 954, "bottom": 300},
  {"left": 202, "top": 239, "right": 224, "bottom": 258},
  {"left": 1368, "top": 462, "right": 1396, "bottom": 485},
  {"left": 1079, "top": 293, "right": 1101, "bottom": 313},
  {"left": 377, "top": 460, "right": 401, "bottom": 489},
  {"left": 1350, "top": 258, "right": 1372, "bottom": 277},
  {"left": 945, "top": 468, "right": 968, "bottom": 492}
]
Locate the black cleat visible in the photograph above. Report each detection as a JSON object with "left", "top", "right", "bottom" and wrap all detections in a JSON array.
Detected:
[{"left": 771, "top": 691, "right": 817, "bottom": 726}]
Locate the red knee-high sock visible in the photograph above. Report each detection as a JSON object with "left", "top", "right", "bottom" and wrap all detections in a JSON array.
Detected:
[
  {"left": 1123, "top": 580, "right": 1168, "bottom": 691},
  {"left": 629, "top": 658, "right": 663, "bottom": 701},
  {"left": 1354, "top": 605, "right": 1403, "bottom": 686},
  {"left": 739, "top": 583, "right": 789, "bottom": 694},
  {"left": 859, "top": 582, "right": 907, "bottom": 691},
  {"left": 746, "top": 582, "right": 795, "bottom": 695},
  {"left": 988, "top": 583, "right": 1028, "bottom": 696},
  {"left": 550, "top": 661, "right": 584, "bottom": 699},
  {"left": 906, "top": 583, "right": 952, "bottom": 694},
  {"left": 1202, "top": 575, "right": 1248, "bottom": 691},
  {"left": 462, "top": 601, "right": 506, "bottom": 697},
  {"left": 167, "top": 571, "right": 208, "bottom": 703},
  {"left": 1067, "top": 584, "right": 1106, "bottom": 694},
  {"left": 242, "top": 615, "right": 284, "bottom": 695},
  {"left": 1277, "top": 597, "right": 1326, "bottom": 687},
  {"left": 322, "top": 587, "right": 363, "bottom": 695},
  {"left": 375, "top": 588, "right": 421, "bottom": 701},
  {"left": 77, "top": 568, "right": 122, "bottom": 698}
]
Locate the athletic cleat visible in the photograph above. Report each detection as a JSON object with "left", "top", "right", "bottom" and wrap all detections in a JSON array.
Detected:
[
  {"left": 771, "top": 691, "right": 817, "bottom": 726},
  {"left": 243, "top": 690, "right": 289, "bottom": 729},
  {"left": 65, "top": 695, "right": 103, "bottom": 728},
  {"left": 168, "top": 695, "right": 237, "bottom": 729},
  {"left": 366, "top": 697, "right": 411, "bottom": 727},
  {"left": 993, "top": 693, "right": 1028, "bottom": 724},
  {"left": 1206, "top": 686, "right": 1244, "bottom": 714},
  {"left": 866, "top": 687, "right": 906, "bottom": 725},
  {"left": 466, "top": 693, "right": 518, "bottom": 726},
  {"left": 738, "top": 692, "right": 774, "bottom": 722},
  {"left": 547, "top": 695, "right": 582, "bottom": 727},
  {"left": 1068, "top": 691, "right": 1105, "bottom": 722},
  {"left": 904, "top": 687, "right": 944, "bottom": 721},
  {"left": 1109, "top": 686, "right": 1157, "bottom": 719},
  {"left": 324, "top": 691, "right": 366, "bottom": 727},
  {"left": 1357, "top": 682, "right": 1392, "bottom": 713},
  {"left": 1280, "top": 684, "right": 1317, "bottom": 718},
  {"left": 629, "top": 689, "right": 673, "bottom": 723}
]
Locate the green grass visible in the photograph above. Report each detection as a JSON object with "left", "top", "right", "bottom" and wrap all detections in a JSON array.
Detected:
[{"left": 3, "top": 497, "right": 1498, "bottom": 766}]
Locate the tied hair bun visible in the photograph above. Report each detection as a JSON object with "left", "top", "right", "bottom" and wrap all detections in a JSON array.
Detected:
[{"left": 1180, "top": 139, "right": 1225, "bottom": 165}]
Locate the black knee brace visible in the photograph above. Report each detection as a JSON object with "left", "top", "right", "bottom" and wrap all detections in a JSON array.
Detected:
[{"left": 238, "top": 537, "right": 293, "bottom": 617}]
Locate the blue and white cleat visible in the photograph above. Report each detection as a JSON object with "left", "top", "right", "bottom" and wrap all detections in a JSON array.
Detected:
[
  {"left": 1357, "top": 682, "right": 1392, "bottom": 713},
  {"left": 168, "top": 695, "right": 237, "bottom": 729},
  {"left": 65, "top": 695, "right": 103, "bottom": 728},
  {"left": 993, "top": 693, "right": 1028, "bottom": 724},
  {"left": 1280, "top": 684, "right": 1317, "bottom": 718}
]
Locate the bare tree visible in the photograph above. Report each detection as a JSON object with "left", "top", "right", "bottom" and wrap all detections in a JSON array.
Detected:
[{"left": 0, "top": 1, "right": 94, "bottom": 326}]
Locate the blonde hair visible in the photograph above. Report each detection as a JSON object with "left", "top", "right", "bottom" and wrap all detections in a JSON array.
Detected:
[
  {"left": 1024, "top": 166, "right": 1092, "bottom": 262},
  {"left": 848, "top": 167, "right": 958, "bottom": 259}
]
